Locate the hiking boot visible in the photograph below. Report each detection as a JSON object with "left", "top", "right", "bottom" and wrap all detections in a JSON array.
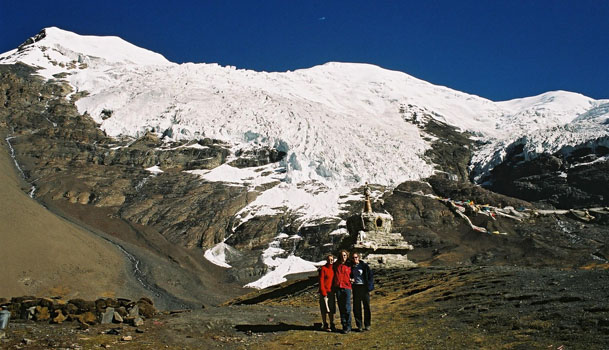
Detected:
[
  {"left": 330, "top": 324, "right": 337, "bottom": 332},
  {"left": 363, "top": 326, "right": 370, "bottom": 331},
  {"left": 322, "top": 323, "right": 329, "bottom": 331}
]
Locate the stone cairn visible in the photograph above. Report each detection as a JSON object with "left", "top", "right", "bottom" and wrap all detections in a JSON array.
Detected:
[
  {"left": 0, "top": 296, "right": 155, "bottom": 328},
  {"left": 346, "top": 184, "right": 416, "bottom": 268}
]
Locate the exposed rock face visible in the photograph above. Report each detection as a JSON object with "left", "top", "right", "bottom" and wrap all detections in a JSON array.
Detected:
[
  {"left": 481, "top": 138, "right": 609, "bottom": 209},
  {"left": 378, "top": 177, "right": 609, "bottom": 268},
  {"left": 0, "top": 63, "right": 263, "bottom": 251},
  {"left": 400, "top": 104, "right": 474, "bottom": 182}
]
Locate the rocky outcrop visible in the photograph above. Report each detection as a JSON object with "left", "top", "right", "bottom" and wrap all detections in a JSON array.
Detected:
[
  {"left": 481, "top": 138, "right": 609, "bottom": 209},
  {"left": 400, "top": 104, "right": 474, "bottom": 181},
  {"left": 229, "top": 147, "right": 287, "bottom": 168},
  {"left": 378, "top": 177, "right": 609, "bottom": 267}
]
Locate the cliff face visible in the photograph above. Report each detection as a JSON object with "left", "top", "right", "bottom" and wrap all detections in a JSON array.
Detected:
[{"left": 482, "top": 138, "right": 609, "bottom": 208}]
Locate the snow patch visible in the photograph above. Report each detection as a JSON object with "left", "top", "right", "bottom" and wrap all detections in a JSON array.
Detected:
[
  {"left": 204, "top": 242, "right": 241, "bottom": 268},
  {"left": 244, "top": 235, "right": 319, "bottom": 289},
  {"left": 145, "top": 165, "right": 163, "bottom": 174}
]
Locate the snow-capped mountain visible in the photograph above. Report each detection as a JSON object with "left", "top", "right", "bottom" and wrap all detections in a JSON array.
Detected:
[
  {"left": 2, "top": 28, "right": 606, "bottom": 187},
  {"left": 2, "top": 27, "right": 609, "bottom": 290},
  {"left": 3, "top": 27, "right": 608, "bottom": 222}
]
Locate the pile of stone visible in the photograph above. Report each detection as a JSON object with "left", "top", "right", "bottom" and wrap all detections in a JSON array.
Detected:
[{"left": 0, "top": 296, "right": 155, "bottom": 327}]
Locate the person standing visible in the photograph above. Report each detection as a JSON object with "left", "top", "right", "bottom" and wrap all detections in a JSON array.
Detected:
[
  {"left": 333, "top": 249, "right": 352, "bottom": 334},
  {"left": 318, "top": 254, "right": 336, "bottom": 331},
  {"left": 350, "top": 252, "right": 373, "bottom": 331}
]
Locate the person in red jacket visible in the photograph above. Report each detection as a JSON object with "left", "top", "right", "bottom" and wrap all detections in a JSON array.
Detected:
[
  {"left": 318, "top": 254, "right": 336, "bottom": 331},
  {"left": 333, "top": 249, "right": 353, "bottom": 333}
]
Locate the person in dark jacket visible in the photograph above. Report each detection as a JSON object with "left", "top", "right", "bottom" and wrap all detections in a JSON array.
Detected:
[
  {"left": 350, "top": 252, "right": 373, "bottom": 331},
  {"left": 318, "top": 254, "right": 336, "bottom": 331},
  {"left": 333, "top": 249, "right": 352, "bottom": 333}
]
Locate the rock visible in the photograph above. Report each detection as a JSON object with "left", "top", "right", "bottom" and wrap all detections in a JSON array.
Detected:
[
  {"left": 117, "top": 298, "right": 132, "bottom": 307},
  {"left": 101, "top": 307, "right": 115, "bottom": 324},
  {"left": 129, "top": 316, "right": 144, "bottom": 327},
  {"left": 68, "top": 299, "right": 95, "bottom": 313},
  {"left": 131, "top": 316, "right": 144, "bottom": 327},
  {"left": 38, "top": 297, "right": 55, "bottom": 309},
  {"left": 136, "top": 301, "right": 155, "bottom": 318},
  {"left": 483, "top": 143, "right": 609, "bottom": 208},
  {"left": 64, "top": 303, "right": 79, "bottom": 315},
  {"left": 77, "top": 311, "right": 97, "bottom": 325},
  {"left": 26, "top": 306, "right": 36, "bottom": 320},
  {"left": 77, "top": 192, "right": 91, "bottom": 204},
  {"left": 22, "top": 338, "right": 34, "bottom": 345},
  {"left": 10, "top": 296, "right": 36, "bottom": 304},
  {"left": 105, "top": 327, "right": 121, "bottom": 335},
  {"left": 34, "top": 306, "right": 50, "bottom": 321},
  {"left": 95, "top": 299, "right": 107, "bottom": 312},
  {"left": 95, "top": 193, "right": 126, "bottom": 207},
  {"left": 127, "top": 305, "right": 139, "bottom": 317},
  {"left": 228, "top": 147, "right": 286, "bottom": 168},
  {"left": 120, "top": 335, "right": 133, "bottom": 341},
  {"left": 105, "top": 298, "right": 120, "bottom": 308},
  {"left": 113, "top": 312, "right": 123, "bottom": 323},
  {"left": 51, "top": 309, "right": 66, "bottom": 324},
  {"left": 116, "top": 306, "right": 127, "bottom": 317},
  {"left": 138, "top": 297, "right": 153, "bottom": 306}
]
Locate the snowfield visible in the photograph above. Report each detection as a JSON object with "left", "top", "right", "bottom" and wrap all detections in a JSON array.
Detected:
[{"left": 2, "top": 27, "right": 608, "bottom": 288}]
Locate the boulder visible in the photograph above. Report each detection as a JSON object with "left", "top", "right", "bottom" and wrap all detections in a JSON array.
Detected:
[
  {"left": 33, "top": 306, "right": 50, "bottom": 321},
  {"left": 127, "top": 304, "right": 139, "bottom": 317},
  {"left": 116, "top": 306, "right": 128, "bottom": 317},
  {"left": 100, "top": 307, "right": 115, "bottom": 324},
  {"left": 95, "top": 299, "right": 107, "bottom": 312},
  {"left": 136, "top": 300, "right": 155, "bottom": 318},
  {"left": 68, "top": 299, "right": 95, "bottom": 313},
  {"left": 77, "top": 311, "right": 97, "bottom": 325},
  {"left": 129, "top": 316, "right": 144, "bottom": 327},
  {"left": 51, "top": 310, "right": 66, "bottom": 324}
]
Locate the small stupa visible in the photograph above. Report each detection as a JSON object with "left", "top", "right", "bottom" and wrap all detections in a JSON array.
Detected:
[{"left": 346, "top": 183, "right": 416, "bottom": 268}]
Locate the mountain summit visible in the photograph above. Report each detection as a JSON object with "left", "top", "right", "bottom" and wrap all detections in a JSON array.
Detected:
[{"left": 6, "top": 27, "right": 170, "bottom": 67}]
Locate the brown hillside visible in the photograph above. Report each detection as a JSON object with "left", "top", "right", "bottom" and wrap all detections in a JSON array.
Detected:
[{"left": 0, "top": 135, "right": 128, "bottom": 299}]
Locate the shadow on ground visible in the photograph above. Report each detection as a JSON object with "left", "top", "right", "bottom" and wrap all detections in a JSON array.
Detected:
[{"left": 235, "top": 323, "right": 317, "bottom": 333}]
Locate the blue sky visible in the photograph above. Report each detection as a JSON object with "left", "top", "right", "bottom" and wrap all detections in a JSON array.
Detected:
[{"left": 1, "top": 1, "right": 608, "bottom": 101}]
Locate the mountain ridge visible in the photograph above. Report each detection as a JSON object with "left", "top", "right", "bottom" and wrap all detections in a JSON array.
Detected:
[{"left": 2, "top": 27, "right": 606, "bottom": 193}]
